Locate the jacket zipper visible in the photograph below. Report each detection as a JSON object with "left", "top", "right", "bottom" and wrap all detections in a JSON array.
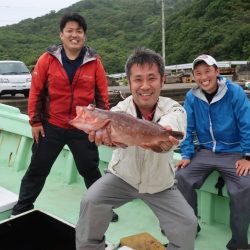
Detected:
[{"left": 208, "top": 106, "right": 216, "bottom": 152}]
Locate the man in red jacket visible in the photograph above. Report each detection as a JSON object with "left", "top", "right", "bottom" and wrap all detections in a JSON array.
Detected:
[{"left": 12, "top": 12, "right": 118, "bottom": 222}]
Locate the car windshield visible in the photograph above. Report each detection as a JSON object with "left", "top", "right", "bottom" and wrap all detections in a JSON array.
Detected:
[{"left": 0, "top": 62, "right": 30, "bottom": 75}]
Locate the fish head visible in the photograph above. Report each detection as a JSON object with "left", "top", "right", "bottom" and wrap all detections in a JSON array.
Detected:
[{"left": 70, "top": 105, "right": 111, "bottom": 133}]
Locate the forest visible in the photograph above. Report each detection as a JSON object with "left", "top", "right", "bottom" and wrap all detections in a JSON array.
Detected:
[{"left": 0, "top": 0, "right": 249, "bottom": 74}]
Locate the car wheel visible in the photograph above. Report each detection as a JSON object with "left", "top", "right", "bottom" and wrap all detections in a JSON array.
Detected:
[{"left": 11, "top": 93, "right": 16, "bottom": 97}]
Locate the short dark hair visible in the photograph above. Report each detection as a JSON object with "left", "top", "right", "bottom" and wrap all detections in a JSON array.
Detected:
[
  {"left": 125, "top": 47, "right": 165, "bottom": 80},
  {"left": 60, "top": 12, "right": 87, "bottom": 33}
]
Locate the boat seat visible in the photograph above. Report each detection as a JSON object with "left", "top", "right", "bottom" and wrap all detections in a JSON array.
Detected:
[
  {"left": 172, "top": 151, "right": 232, "bottom": 227},
  {"left": 0, "top": 186, "right": 18, "bottom": 221},
  {"left": 197, "top": 171, "right": 231, "bottom": 226}
]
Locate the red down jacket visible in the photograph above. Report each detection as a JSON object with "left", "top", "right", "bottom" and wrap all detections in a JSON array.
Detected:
[{"left": 28, "top": 45, "right": 109, "bottom": 128}]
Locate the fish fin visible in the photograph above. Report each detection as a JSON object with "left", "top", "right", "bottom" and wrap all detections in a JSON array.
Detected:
[
  {"left": 112, "top": 142, "right": 128, "bottom": 148},
  {"left": 151, "top": 121, "right": 166, "bottom": 130},
  {"left": 116, "top": 111, "right": 135, "bottom": 118},
  {"left": 75, "top": 106, "right": 84, "bottom": 116},
  {"left": 87, "top": 104, "right": 96, "bottom": 110},
  {"left": 140, "top": 143, "right": 165, "bottom": 153},
  {"left": 116, "top": 111, "right": 128, "bottom": 114},
  {"left": 169, "top": 130, "right": 184, "bottom": 140}
]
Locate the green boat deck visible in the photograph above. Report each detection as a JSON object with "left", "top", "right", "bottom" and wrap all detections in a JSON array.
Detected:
[
  {"left": 0, "top": 162, "right": 239, "bottom": 250},
  {"left": 0, "top": 103, "right": 249, "bottom": 249}
]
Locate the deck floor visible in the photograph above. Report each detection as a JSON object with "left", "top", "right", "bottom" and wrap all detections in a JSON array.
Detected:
[{"left": 1, "top": 163, "right": 248, "bottom": 250}]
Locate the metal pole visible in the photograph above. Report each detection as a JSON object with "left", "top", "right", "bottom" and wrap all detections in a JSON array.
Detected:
[{"left": 161, "top": 0, "right": 165, "bottom": 66}]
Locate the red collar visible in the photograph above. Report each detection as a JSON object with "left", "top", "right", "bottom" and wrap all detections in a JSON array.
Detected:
[{"left": 134, "top": 101, "right": 157, "bottom": 121}]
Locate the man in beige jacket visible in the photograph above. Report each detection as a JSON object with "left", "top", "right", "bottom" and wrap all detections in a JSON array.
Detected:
[{"left": 75, "top": 47, "right": 197, "bottom": 250}]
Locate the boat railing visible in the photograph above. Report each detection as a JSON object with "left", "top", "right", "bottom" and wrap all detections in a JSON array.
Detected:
[{"left": 0, "top": 103, "right": 248, "bottom": 232}]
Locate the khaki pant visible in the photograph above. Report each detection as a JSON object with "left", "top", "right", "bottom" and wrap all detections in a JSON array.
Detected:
[{"left": 76, "top": 173, "right": 197, "bottom": 250}]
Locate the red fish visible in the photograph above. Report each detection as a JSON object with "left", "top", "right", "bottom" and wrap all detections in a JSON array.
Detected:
[{"left": 69, "top": 105, "right": 184, "bottom": 151}]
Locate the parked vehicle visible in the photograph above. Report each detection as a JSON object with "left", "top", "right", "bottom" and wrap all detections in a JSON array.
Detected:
[
  {"left": 245, "top": 81, "right": 250, "bottom": 89},
  {"left": 0, "top": 60, "right": 31, "bottom": 97}
]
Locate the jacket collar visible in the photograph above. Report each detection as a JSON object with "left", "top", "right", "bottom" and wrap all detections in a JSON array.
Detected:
[
  {"left": 191, "top": 76, "right": 228, "bottom": 103},
  {"left": 47, "top": 44, "right": 97, "bottom": 65}
]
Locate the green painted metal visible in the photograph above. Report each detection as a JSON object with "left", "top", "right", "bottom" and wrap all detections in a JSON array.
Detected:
[
  {"left": 14, "top": 136, "right": 32, "bottom": 171},
  {"left": 0, "top": 210, "right": 11, "bottom": 221}
]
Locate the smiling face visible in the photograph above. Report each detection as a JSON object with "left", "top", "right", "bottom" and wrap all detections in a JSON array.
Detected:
[
  {"left": 60, "top": 21, "right": 85, "bottom": 55},
  {"left": 128, "top": 63, "right": 165, "bottom": 116},
  {"left": 193, "top": 62, "right": 220, "bottom": 94}
]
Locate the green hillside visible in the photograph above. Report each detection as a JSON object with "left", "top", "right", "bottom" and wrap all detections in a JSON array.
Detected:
[
  {"left": 0, "top": 0, "right": 249, "bottom": 74},
  {"left": 152, "top": 0, "right": 250, "bottom": 65}
]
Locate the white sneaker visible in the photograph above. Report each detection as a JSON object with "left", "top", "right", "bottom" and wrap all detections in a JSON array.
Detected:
[
  {"left": 105, "top": 242, "right": 119, "bottom": 250},
  {"left": 117, "top": 247, "right": 135, "bottom": 250},
  {"left": 10, "top": 214, "right": 18, "bottom": 219}
]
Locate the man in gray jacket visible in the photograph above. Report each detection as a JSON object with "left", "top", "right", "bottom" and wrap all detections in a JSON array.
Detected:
[{"left": 75, "top": 47, "right": 197, "bottom": 250}]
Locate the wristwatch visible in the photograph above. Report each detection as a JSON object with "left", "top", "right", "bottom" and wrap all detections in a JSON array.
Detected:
[{"left": 244, "top": 155, "right": 250, "bottom": 161}]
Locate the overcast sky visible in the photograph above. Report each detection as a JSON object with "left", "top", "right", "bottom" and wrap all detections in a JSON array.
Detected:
[{"left": 0, "top": 0, "right": 81, "bottom": 27}]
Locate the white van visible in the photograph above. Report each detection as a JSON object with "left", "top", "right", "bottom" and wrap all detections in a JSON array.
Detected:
[{"left": 0, "top": 60, "right": 31, "bottom": 97}]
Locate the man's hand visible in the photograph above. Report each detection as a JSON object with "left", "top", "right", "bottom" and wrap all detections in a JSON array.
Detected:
[
  {"left": 88, "top": 126, "right": 113, "bottom": 146},
  {"left": 236, "top": 159, "right": 250, "bottom": 176},
  {"left": 87, "top": 104, "right": 113, "bottom": 146},
  {"left": 140, "top": 126, "right": 180, "bottom": 153},
  {"left": 140, "top": 141, "right": 173, "bottom": 152},
  {"left": 165, "top": 125, "right": 181, "bottom": 146},
  {"left": 176, "top": 159, "right": 191, "bottom": 169},
  {"left": 32, "top": 125, "right": 45, "bottom": 144}
]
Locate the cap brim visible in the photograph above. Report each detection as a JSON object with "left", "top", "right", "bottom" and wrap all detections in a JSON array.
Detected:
[{"left": 192, "top": 59, "right": 215, "bottom": 70}]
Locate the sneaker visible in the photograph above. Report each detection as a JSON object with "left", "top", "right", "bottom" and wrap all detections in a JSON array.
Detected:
[
  {"left": 11, "top": 204, "right": 34, "bottom": 216},
  {"left": 111, "top": 211, "right": 119, "bottom": 222},
  {"left": 105, "top": 242, "right": 119, "bottom": 250},
  {"left": 118, "top": 247, "right": 135, "bottom": 250},
  {"left": 197, "top": 224, "right": 201, "bottom": 233}
]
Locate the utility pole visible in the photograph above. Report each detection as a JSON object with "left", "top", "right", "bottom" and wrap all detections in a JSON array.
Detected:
[{"left": 161, "top": 0, "right": 166, "bottom": 66}]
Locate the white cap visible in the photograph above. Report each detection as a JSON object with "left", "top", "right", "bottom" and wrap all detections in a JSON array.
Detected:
[{"left": 192, "top": 54, "right": 218, "bottom": 70}]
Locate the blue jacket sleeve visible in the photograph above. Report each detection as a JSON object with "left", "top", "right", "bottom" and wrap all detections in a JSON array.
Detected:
[
  {"left": 232, "top": 85, "right": 250, "bottom": 156},
  {"left": 180, "top": 91, "right": 196, "bottom": 160}
]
